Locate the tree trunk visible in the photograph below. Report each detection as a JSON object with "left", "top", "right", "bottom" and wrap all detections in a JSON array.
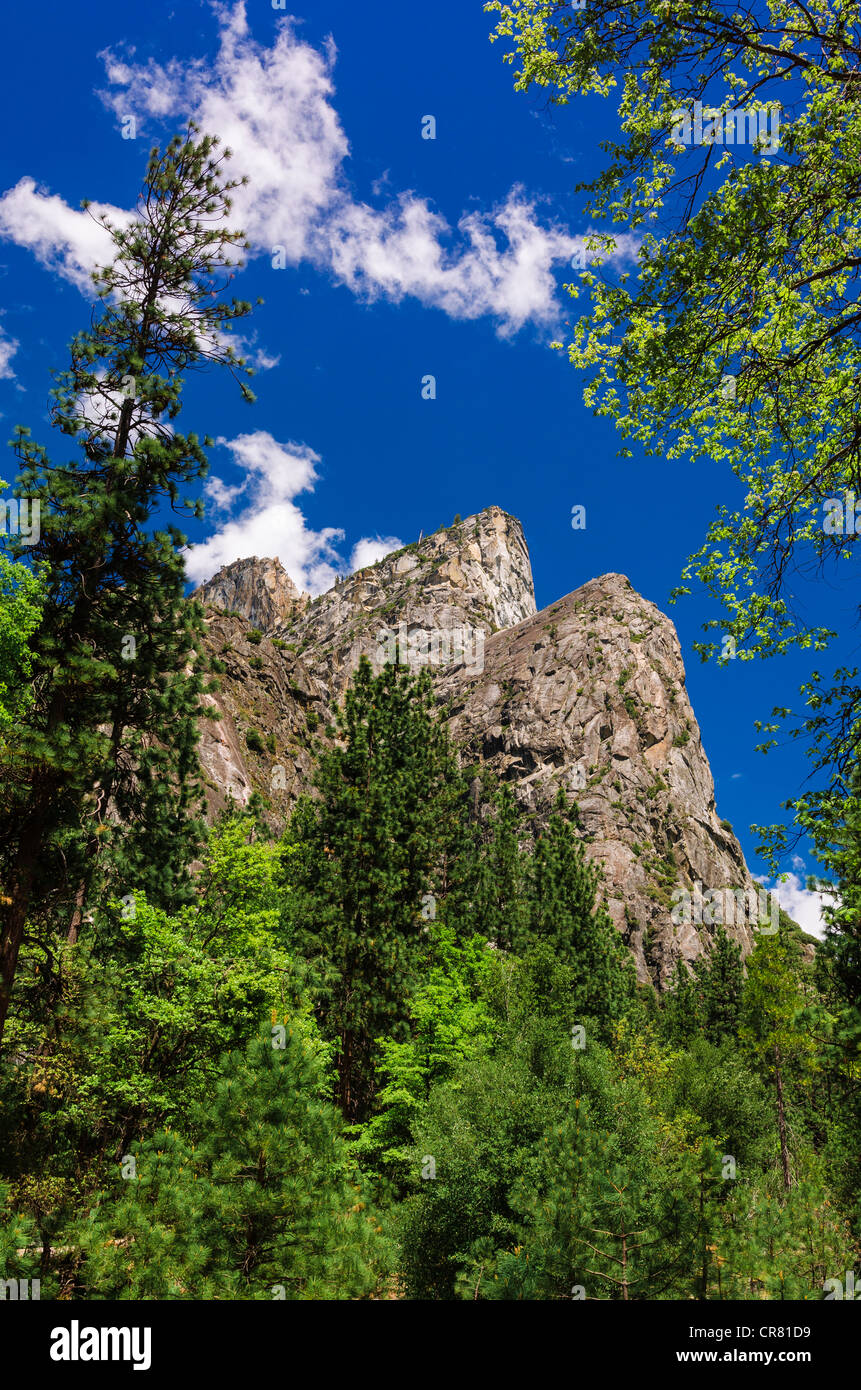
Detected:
[{"left": 0, "top": 822, "right": 45, "bottom": 1049}]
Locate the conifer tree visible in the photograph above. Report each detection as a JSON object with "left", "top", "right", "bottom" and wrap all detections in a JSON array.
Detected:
[
  {"left": 522, "top": 792, "right": 636, "bottom": 1029},
  {"left": 741, "top": 924, "right": 810, "bottom": 1191},
  {"left": 694, "top": 926, "right": 744, "bottom": 1042},
  {"left": 661, "top": 957, "right": 702, "bottom": 1044},
  {"left": 0, "top": 127, "right": 253, "bottom": 1048},
  {"left": 79, "top": 1030, "right": 386, "bottom": 1299},
  {"left": 0, "top": 1183, "right": 43, "bottom": 1294},
  {"left": 447, "top": 779, "right": 529, "bottom": 951},
  {"left": 281, "top": 658, "right": 467, "bottom": 1120}
]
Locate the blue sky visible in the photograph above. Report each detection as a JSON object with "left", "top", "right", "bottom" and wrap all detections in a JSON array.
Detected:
[{"left": 0, "top": 0, "right": 851, "bottom": 930}]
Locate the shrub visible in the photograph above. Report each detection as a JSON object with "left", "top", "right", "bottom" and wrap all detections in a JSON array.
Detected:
[{"left": 245, "top": 728, "right": 265, "bottom": 754}]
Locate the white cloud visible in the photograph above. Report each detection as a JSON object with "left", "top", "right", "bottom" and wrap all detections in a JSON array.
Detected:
[
  {"left": 249, "top": 347, "right": 281, "bottom": 371},
  {"left": 0, "top": 3, "right": 638, "bottom": 335},
  {"left": 204, "top": 474, "right": 243, "bottom": 512},
  {"left": 0, "top": 177, "right": 130, "bottom": 292},
  {"left": 766, "top": 871, "right": 832, "bottom": 941},
  {"left": 350, "top": 535, "right": 402, "bottom": 571},
  {"left": 188, "top": 430, "right": 405, "bottom": 595},
  {"left": 186, "top": 430, "right": 345, "bottom": 595},
  {"left": 0, "top": 322, "right": 18, "bottom": 380}
]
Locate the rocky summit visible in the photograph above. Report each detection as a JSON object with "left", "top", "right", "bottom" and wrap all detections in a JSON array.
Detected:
[
  {"left": 194, "top": 554, "right": 309, "bottom": 631},
  {"left": 193, "top": 505, "right": 759, "bottom": 986}
]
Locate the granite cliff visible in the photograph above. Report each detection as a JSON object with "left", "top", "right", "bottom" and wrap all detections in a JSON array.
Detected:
[
  {"left": 194, "top": 555, "right": 308, "bottom": 631},
  {"left": 193, "top": 505, "right": 760, "bottom": 985}
]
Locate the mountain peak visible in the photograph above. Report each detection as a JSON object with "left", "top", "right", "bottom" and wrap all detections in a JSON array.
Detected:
[{"left": 193, "top": 555, "right": 309, "bottom": 631}]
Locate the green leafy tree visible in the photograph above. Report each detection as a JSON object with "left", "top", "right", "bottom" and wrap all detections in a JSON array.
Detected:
[
  {"left": 0, "top": 813, "right": 309, "bottom": 1252},
  {"left": 352, "top": 921, "right": 495, "bottom": 1186},
  {"left": 659, "top": 1035, "right": 775, "bottom": 1177},
  {"left": 398, "top": 1023, "right": 570, "bottom": 1299},
  {"left": 0, "top": 126, "right": 254, "bottom": 1049},
  {"left": 0, "top": 552, "right": 43, "bottom": 738},
  {"left": 397, "top": 934, "right": 635, "bottom": 1299},
  {"left": 487, "top": 0, "right": 861, "bottom": 856}
]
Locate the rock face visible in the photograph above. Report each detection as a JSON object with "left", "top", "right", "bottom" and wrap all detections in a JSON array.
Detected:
[
  {"left": 437, "top": 572, "right": 756, "bottom": 982},
  {"left": 269, "top": 506, "right": 536, "bottom": 704},
  {"left": 193, "top": 506, "right": 760, "bottom": 986},
  {"left": 194, "top": 556, "right": 308, "bottom": 631}
]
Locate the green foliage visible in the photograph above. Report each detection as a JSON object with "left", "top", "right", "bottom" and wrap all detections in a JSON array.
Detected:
[
  {"left": 0, "top": 650, "right": 858, "bottom": 1300},
  {"left": 741, "top": 926, "right": 809, "bottom": 1070},
  {"left": 0, "top": 125, "right": 255, "bottom": 1047},
  {"left": 281, "top": 658, "right": 468, "bottom": 1120},
  {"left": 696, "top": 927, "right": 744, "bottom": 1042},
  {"left": 741, "top": 923, "right": 816, "bottom": 1191},
  {"left": 447, "top": 778, "right": 529, "bottom": 952},
  {"left": 396, "top": 937, "right": 637, "bottom": 1299},
  {"left": 485, "top": 1113, "right": 728, "bottom": 1302},
  {"left": 522, "top": 793, "right": 637, "bottom": 1030},
  {"left": 397, "top": 1015, "right": 574, "bottom": 1299},
  {"left": 659, "top": 1036, "right": 775, "bottom": 1174},
  {"left": 0, "top": 1182, "right": 44, "bottom": 1291},
  {"left": 0, "top": 815, "right": 310, "bottom": 1233},
  {"left": 352, "top": 923, "right": 495, "bottom": 1185},
  {"left": 0, "top": 552, "right": 43, "bottom": 736},
  {"left": 78, "top": 1030, "right": 389, "bottom": 1299}
]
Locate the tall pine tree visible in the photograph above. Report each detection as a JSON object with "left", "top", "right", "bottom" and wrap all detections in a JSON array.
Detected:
[
  {"left": 0, "top": 127, "right": 253, "bottom": 1048},
  {"left": 522, "top": 792, "right": 636, "bottom": 1030},
  {"left": 281, "top": 658, "right": 468, "bottom": 1120}
]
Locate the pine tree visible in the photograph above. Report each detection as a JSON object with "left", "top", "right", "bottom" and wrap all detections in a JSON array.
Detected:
[
  {"left": 694, "top": 926, "right": 744, "bottom": 1042},
  {"left": 740, "top": 923, "right": 811, "bottom": 1191},
  {"left": 522, "top": 792, "right": 636, "bottom": 1030},
  {"left": 78, "top": 1029, "right": 387, "bottom": 1299},
  {"left": 0, "top": 127, "right": 254, "bottom": 1048},
  {"left": 281, "top": 658, "right": 468, "bottom": 1120},
  {"left": 661, "top": 957, "right": 702, "bottom": 1044},
  {"left": 0, "top": 1183, "right": 43, "bottom": 1295},
  {"left": 715, "top": 1177, "right": 855, "bottom": 1300},
  {"left": 447, "top": 776, "right": 529, "bottom": 951},
  {"left": 465, "top": 1078, "right": 721, "bottom": 1301}
]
